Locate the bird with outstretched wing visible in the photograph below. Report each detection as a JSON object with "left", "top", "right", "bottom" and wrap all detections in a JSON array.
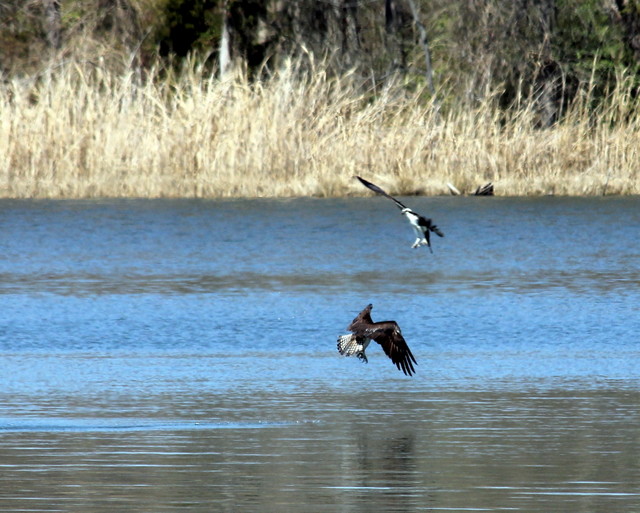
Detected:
[
  {"left": 356, "top": 176, "right": 444, "bottom": 252},
  {"left": 337, "top": 304, "right": 417, "bottom": 376}
]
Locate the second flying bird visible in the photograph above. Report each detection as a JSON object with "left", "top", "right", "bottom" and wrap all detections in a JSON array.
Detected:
[{"left": 356, "top": 176, "right": 444, "bottom": 253}]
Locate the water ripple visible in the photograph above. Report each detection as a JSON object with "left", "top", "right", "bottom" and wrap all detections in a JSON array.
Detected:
[{"left": 1, "top": 269, "right": 637, "bottom": 296}]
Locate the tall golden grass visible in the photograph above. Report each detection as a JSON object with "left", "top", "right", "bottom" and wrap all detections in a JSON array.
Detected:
[{"left": 1, "top": 59, "right": 639, "bottom": 198}]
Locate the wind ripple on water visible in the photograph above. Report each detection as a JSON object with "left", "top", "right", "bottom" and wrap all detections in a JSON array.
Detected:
[{"left": 1, "top": 268, "right": 638, "bottom": 296}]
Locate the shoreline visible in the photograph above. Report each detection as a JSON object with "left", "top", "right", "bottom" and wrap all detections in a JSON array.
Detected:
[{"left": 1, "top": 184, "right": 637, "bottom": 200}]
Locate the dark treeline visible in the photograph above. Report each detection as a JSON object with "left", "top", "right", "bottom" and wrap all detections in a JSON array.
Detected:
[{"left": 2, "top": 1, "right": 640, "bottom": 118}]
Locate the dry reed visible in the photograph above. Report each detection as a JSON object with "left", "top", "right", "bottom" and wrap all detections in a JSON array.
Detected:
[{"left": 1, "top": 60, "right": 639, "bottom": 198}]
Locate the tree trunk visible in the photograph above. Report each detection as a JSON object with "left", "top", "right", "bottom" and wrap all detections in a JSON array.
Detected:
[
  {"left": 339, "top": 0, "right": 360, "bottom": 57},
  {"left": 43, "top": 0, "right": 61, "bottom": 50},
  {"left": 219, "top": 5, "right": 232, "bottom": 79},
  {"left": 384, "top": 0, "right": 404, "bottom": 69},
  {"left": 613, "top": 0, "right": 640, "bottom": 63},
  {"left": 405, "top": 0, "right": 436, "bottom": 96}
]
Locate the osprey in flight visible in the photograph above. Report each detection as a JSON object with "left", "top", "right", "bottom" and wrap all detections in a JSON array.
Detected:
[
  {"left": 337, "top": 304, "right": 417, "bottom": 376},
  {"left": 356, "top": 176, "right": 444, "bottom": 252}
]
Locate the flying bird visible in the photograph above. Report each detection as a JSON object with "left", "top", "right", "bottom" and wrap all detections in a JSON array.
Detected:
[
  {"left": 337, "top": 304, "right": 417, "bottom": 376},
  {"left": 356, "top": 176, "right": 444, "bottom": 252}
]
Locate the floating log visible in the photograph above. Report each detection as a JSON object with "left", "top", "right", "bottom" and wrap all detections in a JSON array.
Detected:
[
  {"left": 446, "top": 182, "right": 462, "bottom": 196},
  {"left": 447, "top": 182, "right": 494, "bottom": 196},
  {"left": 474, "top": 182, "right": 494, "bottom": 196}
]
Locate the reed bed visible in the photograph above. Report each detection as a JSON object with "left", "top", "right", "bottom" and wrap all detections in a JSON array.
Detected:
[{"left": 1, "top": 60, "right": 639, "bottom": 198}]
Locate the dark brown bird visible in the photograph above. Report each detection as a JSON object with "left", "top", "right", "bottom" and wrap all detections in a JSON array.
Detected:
[
  {"left": 337, "top": 304, "right": 417, "bottom": 376},
  {"left": 356, "top": 176, "right": 444, "bottom": 253}
]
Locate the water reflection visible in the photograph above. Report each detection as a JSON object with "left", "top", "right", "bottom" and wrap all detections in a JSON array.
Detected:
[{"left": 1, "top": 388, "right": 639, "bottom": 512}]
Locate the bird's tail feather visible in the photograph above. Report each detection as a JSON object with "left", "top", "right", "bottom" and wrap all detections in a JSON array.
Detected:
[
  {"left": 337, "top": 334, "right": 368, "bottom": 363},
  {"left": 431, "top": 223, "right": 444, "bottom": 237}
]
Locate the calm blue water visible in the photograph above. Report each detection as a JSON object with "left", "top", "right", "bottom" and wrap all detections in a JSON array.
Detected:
[{"left": 1, "top": 196, "right": 639, "bottom": 512}]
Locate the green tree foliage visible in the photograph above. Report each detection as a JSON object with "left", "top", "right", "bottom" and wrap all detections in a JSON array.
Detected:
[{"left": 553, "top": 0, "right": 637, "bottom": 78}]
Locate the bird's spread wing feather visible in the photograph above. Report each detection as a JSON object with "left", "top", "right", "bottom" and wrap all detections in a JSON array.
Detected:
[
  {"left": 367, "top": 323, "right": 417, "bottom": 376},
  {"left": 355, "top": 176, "right": 407, "bottom": 210},
  {"left": 417, "top": 215, "right": 444, "bottom": 237},
  {"left": 347, "top": 303, "right": 373, "bottom": 332}
]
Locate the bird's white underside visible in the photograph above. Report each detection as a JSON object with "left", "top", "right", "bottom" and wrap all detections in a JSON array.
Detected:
[{"left": 402, "top": 209, "right": 428, "bottom": 246}]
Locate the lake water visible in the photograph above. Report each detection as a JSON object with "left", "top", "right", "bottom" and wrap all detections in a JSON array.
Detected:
[{"left": 1, "top": 196, "right": 639, "bottom": 512}]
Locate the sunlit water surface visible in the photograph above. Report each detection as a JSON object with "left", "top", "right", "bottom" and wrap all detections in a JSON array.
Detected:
[{"left": 1, "top": 196, "right": 639, "bottom": 512}]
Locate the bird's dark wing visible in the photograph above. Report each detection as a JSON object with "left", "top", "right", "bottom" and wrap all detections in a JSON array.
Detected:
[
  {"left": 355, "top": 176, "right": 407, "bottom": 210},
  {"left": 347, "top": 303, "right": 374, "bottom": 332},
  {"left": 417, "top": 215, "right": 444, "bottom": 237},
  {"left": 367, "top": 322, "right": 417, "bottom": 376},
  {"left": 418, "top": 216, "right": 444, "bottom": 237},
  {"left": 416, "top": 215, "right": 444, "bottom": 254}
]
